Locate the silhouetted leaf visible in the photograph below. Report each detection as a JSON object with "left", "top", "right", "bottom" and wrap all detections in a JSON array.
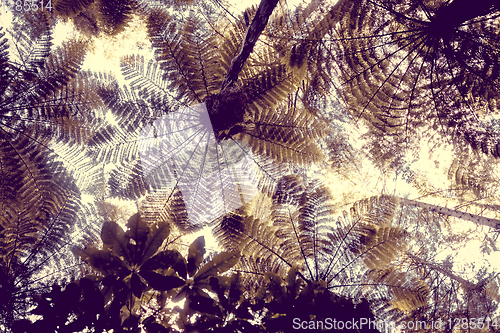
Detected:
[
  {"left": 145, "top": 322, "right": 171, "bottom": 333},
  {"left": 139, "top": 271, "right": 185, "bottom": 291},
  {"left": 141, "top": 222, "right": 170, "bottom": 264},
  {"left": 187, "top": 236, "right": 205, "bottom": 277},
  {"left": 76, "top": 247, "right": 129, "bottom": 275},
  {"left": 101, "top": 221, "right": 128, "bottom": 258},
  {"left": 122, "top": 314, "right": 140, "bottom": 331},
  {"left": 194, "top": 251, "right": 240, "bottom": 281},
  {"left": 131, "top": 272, "right": 144, "bottom": 298},
  {"left": 126, "top": 213, "right": 149, "bottom": 265},
  {"left": 140, "top": 250, "right": 187, "bottom": 279},
  {"left": 126, "top": 213, "right": 149, "bottom": 242},
  {"left": 189, "top": 294, "right": 222, "bottom": 316}
]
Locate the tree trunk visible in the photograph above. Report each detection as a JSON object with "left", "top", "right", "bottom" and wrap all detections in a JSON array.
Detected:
[
  {"left": 406, "top": 253, "right": 472, "bottom": 287},
  {"left": 399, "top": 197, "right": 500, "bottom": 230},
  {"left": 219, "top": 0, "right": 280, "bottom": 94}
]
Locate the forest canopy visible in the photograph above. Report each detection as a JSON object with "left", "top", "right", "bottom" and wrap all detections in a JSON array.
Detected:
[{"left": 1, "top": 0, "right": 500, "bottom": 332}]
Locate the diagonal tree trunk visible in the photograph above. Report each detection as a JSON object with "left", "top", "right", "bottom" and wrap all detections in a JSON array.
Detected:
[
  {"left": 398, "top": 197, "right": 500, "bottom": 230},
  {"left": 219, "top": 0, "right": 280, "bottom": 94},
  {"left": 207, "top": 0, "right": 280, "bottom": 136}
]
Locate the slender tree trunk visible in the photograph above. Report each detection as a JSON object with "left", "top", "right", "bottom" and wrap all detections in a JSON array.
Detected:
[
  {"left": 398, "top": 197, "right": 500, "bottom": 230},
  {"left": 219, "top": 0, "right": 280, "bottom": 94},
  {"left": 207, "top": 0, "right": 280, "bottom": 136},
  {"left": 406, "top": 253, "right": 471, "bottom": 287}
]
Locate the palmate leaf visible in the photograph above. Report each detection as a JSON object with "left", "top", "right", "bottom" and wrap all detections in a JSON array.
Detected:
[
  {"left": 193, "top": 251, "right": 240, "bottom": 281},
  {"left": 101, "top": 221, "right": 128, "bottom": 259},
  {"left": 75, "top": 247, "right": 129, "bottom": 276},
  {"left": 187, "top": 236, "right": 205, "bottom": 277},
  {"left": 141, "top": 221, "right": 170, "bottom": 264},
  {"left": 141, "top": 250, "right": 187, "bottom": 279},
  {"left": 130, "top": 272, "right": 144, "bottom": 298},
  {"left": 139, "top": 271, "right": 185, "bottom": 291},
  {"left": 125, "top": 212, "right": 149, "bottom": 243},
  {"left": 125, "top": 213, "right": 149, "bottom": 264}
]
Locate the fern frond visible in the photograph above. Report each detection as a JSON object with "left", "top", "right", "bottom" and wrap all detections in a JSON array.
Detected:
[
  {"left": 235, "top": 104, "right": 329, "bottom": 165},
  {"left": 212, "top": 208, "right": 290, "bottom": 290},
  {"left": 348, "top": 195, "right": 399, "bottom": 227},
  {"left": 147, "top": 10, "right": 223, "bottom": 102},
  {"left": 369, "top": 268, "right": 430, "bottom": 313},
  {"left": 357, "top": 226, "right": 408, "bottom": 270},
  {"left": 335, "top": 0, "right": 500, "bottom": 157},
  {"left": 97, "top": 0, "right": 135, "bottom": 36},
  {"left": 53, "top": 0, "right": 94, "bottom": 17},
  {"left": 0, "top": 28, "right": 10, "bottom": 98},
  {"left": 244, "top": 61, "right": 299, "bottom": 118},
  {"left": 8, "top": 10, "right": 54, "bottom": 72},
  {"left": 121, "top": 54, "right": 172, "bottom": 105}
]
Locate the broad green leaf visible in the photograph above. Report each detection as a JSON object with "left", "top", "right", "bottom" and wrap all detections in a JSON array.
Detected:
[
  {"left": 193, "top": 251, "right": 240, "bottom": 281},
  {"left": 187, "top": 236, "right": 206, "bottom": 277},
  {"left": 125, "top": 214, "right": 149, "bottom": 265},
  {"left": 188, "top": 294, "right": 222, "bottom": 316},
  {"left": 126, "top": 213, "right": 149, "bottom": 242},
  {"left": 144, "top": 322, "right": 171, "bottom": 333},
  {"left": 141, "top": 222, "right": 170, "bottom": 264},
  {"left": 100, "top": 221, "right": 129, "bottom": 260},
  {"left": 130, "top": 272, "right": 144, "bottom": 298},
  {"left": 139, "top": 271, "right": 185, "bottom": 291},
  {"left": 140, "top": 250, "right": 187, "bottom": 279},
  {"left": 77, "top": 247, "right": 129, "bottom": 275}
]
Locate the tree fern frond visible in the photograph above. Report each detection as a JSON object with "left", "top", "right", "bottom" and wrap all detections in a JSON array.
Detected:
[
  {"left": 8, "top": 9, "right": 54, "bottom": 72},
  {"left": 355, "top": 226, "right": 408, "bottom": 270},
  {"left": 235, "top": 103, "right": 329, "bottom": 165},
  {"left": 212, "top": 209, "right": 290, "bottom": 291},
  {"left": 147, "top": 10, "right": 222, "bottom": 103},
  {"left": 108, "top": 161, "right": 150, "bottom": 200},
  {"left": 348, "top": 195, "right": 399, "bottom": 227},
  {"left": 0, "top": 28, "right": 11, "bottom": 98},
  {"left": 36, "top": 38, "right": 89, "bottom": 97},
  {"left": 121, "top": 54, "right": 172, "bottom": 104},
  {"left": 97, "top": 0, "right": 135, "bottom": 36},
  {"left": 335, "top": 0, "right": 500, "bottom": 158},
  {"left": 244, "top": 62, "right": 299, "bottom": 118},
  {"left": 369, "top": 268, "right": 430, "bottom": 313},
  {"left": 53, "top": 0, "right": 94, "bottom": 17}
]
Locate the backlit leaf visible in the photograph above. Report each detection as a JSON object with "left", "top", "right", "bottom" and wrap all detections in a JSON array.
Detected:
[
  {"left": 139, "top": 271, "right": 185, "bottom": 291},
  {"left": 100, "top": 221, "right": 128, "bottom": 259},
  {"left": 193, "top": 251, "right": 240, "bottom": 281},
  {"left": 126, "top": 213, "right": 149, "bottom": 242},
  {"left": 187, "top": 236, "right": 206, "bottom": 277},
  {"left": 140, "top": 250, "right": 187, "bottom": 279},
  {"left": 131, "top": 272, "right": 144, "bottom": 298},
  {"left": 141, "top": 222, "right": 170, "bottom": 264}
]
